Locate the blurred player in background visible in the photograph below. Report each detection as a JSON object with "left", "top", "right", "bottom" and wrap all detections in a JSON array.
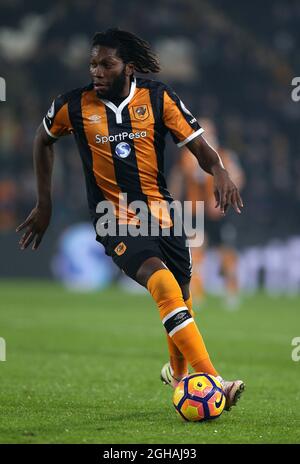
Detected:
[
  {"left": 169, "top": 118, "right": 245, "bottom": 309},
  {"left": 16, "top": 28, "right": 245, "bottom": 409}
]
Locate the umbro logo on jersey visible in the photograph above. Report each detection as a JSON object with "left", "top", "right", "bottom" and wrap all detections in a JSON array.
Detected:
[
  {"left": 88, "top": 114, "right": 101, "bottom": 122},
  {"left": 95, "top": 131, "right": 147, "bottom": 144}
]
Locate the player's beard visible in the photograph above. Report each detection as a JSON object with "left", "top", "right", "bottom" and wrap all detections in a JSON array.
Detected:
[{"left": 96, "top": 66, "right": 127, "bottom": 100}]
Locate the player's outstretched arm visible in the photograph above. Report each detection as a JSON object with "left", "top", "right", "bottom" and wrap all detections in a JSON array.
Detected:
[
  {"left": 187, "top": 135, "right": 244, "bottom": 215},
  {"left": 16, "top": 124, "right": 56, "bottom": 250}
]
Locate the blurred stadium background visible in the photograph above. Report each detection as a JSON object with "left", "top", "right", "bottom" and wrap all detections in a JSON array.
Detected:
[
  {"left": 1, "top": 0, "right": 300, "bottom": 295},
  {"left": 1, "top": 0, "right": 300, "bottom": 445}
]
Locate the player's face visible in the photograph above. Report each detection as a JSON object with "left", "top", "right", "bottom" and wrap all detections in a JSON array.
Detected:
[{"left": 90, "top": 46, "right": 131, "bottom": 99}]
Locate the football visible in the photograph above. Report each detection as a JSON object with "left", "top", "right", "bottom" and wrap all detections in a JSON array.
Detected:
[{"left": 173, "top": 373, "right": 226, "bottom": 422}]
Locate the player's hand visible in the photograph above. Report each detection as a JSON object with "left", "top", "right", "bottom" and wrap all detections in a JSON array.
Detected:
[
  {"left": 16, "top": 204, "right": 52, "bottom": 250},
  {"left": 213, "top": 168, "right": 244, "bottom": 215}
]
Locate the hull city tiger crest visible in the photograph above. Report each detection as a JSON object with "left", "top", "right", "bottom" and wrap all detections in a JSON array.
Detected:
[{"left": 132, "top": 104, "right": 149, "bottom": 121}]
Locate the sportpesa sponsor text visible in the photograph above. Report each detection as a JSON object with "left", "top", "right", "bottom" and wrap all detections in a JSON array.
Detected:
[{"left": 95, "top": 131, "right": 147, "bottom": 144}]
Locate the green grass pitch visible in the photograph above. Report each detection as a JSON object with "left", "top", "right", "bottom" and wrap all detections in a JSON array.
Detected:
[{"left": 0, "top": 280, "right": 299, "bottom": 444}]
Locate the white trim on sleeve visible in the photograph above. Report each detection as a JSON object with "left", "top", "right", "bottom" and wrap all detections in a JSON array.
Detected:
[
  {"left": 43, "top": 118, "right": 59, "bottom": 139},
  {"left": 177, "top": 127, "right": 204, "bottom": 148}
]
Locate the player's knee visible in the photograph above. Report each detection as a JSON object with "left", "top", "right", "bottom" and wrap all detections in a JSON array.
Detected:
[{"left": 136, "top": 256, "right": 167, "bottom": 287}]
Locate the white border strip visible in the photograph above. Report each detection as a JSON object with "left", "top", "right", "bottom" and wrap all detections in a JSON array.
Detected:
[
  {"left": 177, "top": 127, "right": 204, "bottom": 148},
  {"left": 43, "top": 118, "right": 58, "bottom": 139},
  {"left": 161, "top": 306, "right": 187, "bottom": 325},
  {"left": 169, "top": 318, "right": 194, "bottom": 337}
]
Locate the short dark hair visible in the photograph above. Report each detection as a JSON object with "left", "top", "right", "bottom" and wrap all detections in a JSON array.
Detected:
[{"left": 92, "top": 28, "right": 160, "bottom": 74}]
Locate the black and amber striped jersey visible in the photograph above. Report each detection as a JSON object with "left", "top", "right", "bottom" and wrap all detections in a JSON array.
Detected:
[{"left": 43, "top": 76, "right": 203, "bottom": 225}]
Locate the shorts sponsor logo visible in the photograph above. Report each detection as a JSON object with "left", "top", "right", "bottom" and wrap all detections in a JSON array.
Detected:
[
  {"left": 114, "top": 242, "right": 127, "bottom": 256},
  {"left": 95, "top": 131, "right": 147, "bottom": 144},
  {"left": 115, "top": 142, "right": 131, "bottom": 158}
]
